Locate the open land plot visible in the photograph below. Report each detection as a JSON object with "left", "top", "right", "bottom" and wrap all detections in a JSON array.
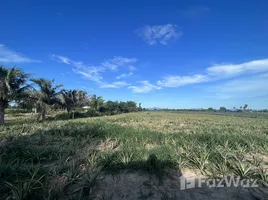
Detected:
[{"left": 0, "top": 112, "right": 268, "bottom": 199}]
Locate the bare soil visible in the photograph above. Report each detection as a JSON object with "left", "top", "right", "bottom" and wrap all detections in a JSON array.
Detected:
[{"left": 91, "top": 169, "right": 268, "bottom": 200}]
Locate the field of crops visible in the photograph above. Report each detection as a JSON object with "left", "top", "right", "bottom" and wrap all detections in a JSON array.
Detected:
[{"left": 1, "top": 112, "right": 268, "bottom": 199}]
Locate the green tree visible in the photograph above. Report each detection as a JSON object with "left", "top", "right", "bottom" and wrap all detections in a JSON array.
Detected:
[
  {"left": 208, "top": 107, "right": 214, "bottom": 112},
  {"left": 0, "top": 66, "right": 30, "bottom": 125},
  {"left": 118, "top": 101, "right": 128, "bottom": 113},
  {"left": 137, "top": 103, "right": 142, "bottom": 111},
  {"left": 243, "top": 104, "right": 248, "bottom": 111},
  {"left": 30, "top": 78, "right": 63, "bottom": 121},
  {"left": 105, "top": 101, "right": 119, "bottom": 113},
  {"left": 59, "top": 90, "right": 89, "bottom": 118},
  {"left": 90, "top": 94, "right": 104, "bottom": 111},
  {"left": 127, "top": 101, "right": 137, "bottom": 112},
  {"left": 219, "top": 106, "right": 227, "bottom": 112}
]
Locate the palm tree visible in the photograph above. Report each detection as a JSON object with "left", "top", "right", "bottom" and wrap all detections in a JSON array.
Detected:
[
  {"left": 90, "top": 94, "right": 104, "bottom": 111},
  {"left": 243, "top": 104, "right": 248, "bottom": 111},
  {"left": 0, "top": 66, "right": 30, "bottom": 125},
  {"left": 30, "top": 78, "right": 63, "bottom": 121},
  {"left": 59, "top": 90, "right": 89, "bottom": 118}
]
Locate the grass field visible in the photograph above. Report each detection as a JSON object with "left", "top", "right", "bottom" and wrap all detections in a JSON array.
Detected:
[{"left": 1, "top": 112, "right": 268, "bottom": 199}]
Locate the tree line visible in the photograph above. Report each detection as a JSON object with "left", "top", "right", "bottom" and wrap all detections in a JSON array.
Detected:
[{"left": 0, "top": 66, "right": 142, "bottom": 125}]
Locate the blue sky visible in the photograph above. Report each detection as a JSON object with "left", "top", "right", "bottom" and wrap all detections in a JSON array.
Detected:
[{"left": 1, "top": 0, "right": 268, "bottom": 109}]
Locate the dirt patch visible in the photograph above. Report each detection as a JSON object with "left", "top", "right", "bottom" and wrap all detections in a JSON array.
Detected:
[
  {"left": 180, "top": 168, "right": 204, "bottom": 179},
  {"left": 91, "top": 169, "right": 268, "bottom": 200},
  {"left": 245, "top": 153, "right": 268, "bottom": 167},
  {"left": 94, "top": 140, "right": 119, "bottom": 151}
]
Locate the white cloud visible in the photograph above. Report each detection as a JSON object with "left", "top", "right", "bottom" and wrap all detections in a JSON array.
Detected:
[
  {"left": 157, "top": 74, "right": 207, "bottom": 87},
  {"left": 207, "top": 59, "right": 268, "bottom": 78},
  {"left": 116, "top": 72, "right": 133, "bottom": 79},
  {"left": 102, "top": 56, "right": 137, "bottom": 71},
  {"left": 206, "top": 74, "right": 268, "bottom": 99},
  {"left": 137, "top": 24, "right": 182, "bottom": 45},
  {"left": 0, "top": 44, "right": 41, "bottom": 63},
  {"left": 128, "top": 81, "right": 161, "bottom": 93},
  {"left": 52, "top": 55, "right": 135, "bottom": 89},
  {"left": 52, "top": 55, "right": 71, "bottom": 64},
  {"left": 73, "top": 66, "right": 104, "bottom": 83},
  {"left": 157, "top": 58, "right": 268, "bottom": 88},
  {"left": 52, "top": 54, "right": 104, "bottom": 83},
  {"left": 53, "top": 54, "right": 268, "bottom": 97},
  {"left": 100, "top": 81, "right": 129, "bottom": 88}
]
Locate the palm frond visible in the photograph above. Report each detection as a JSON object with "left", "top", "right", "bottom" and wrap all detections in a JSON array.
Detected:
[{"left": 0, "top": 66, "right": 30, "bottom": 108}]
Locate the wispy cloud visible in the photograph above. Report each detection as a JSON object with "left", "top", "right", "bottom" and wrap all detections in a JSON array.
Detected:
[
  {"left": 52, "top": 55, "right": 135, "bottom": 89},
  {"left": 136, "top": 24, "right": 182, "bottom": 45},
  {"left": 116, "top": 72, "right": 133, "bottom": 79},
  {"left": 53, "top": 54, "right": 268, "bottom": 97},
  {"left": 157, "top": 58, "right": 268, "bottom": 88},
  {"left": 53, "top": 55, "right": 71, "bottom": 64},
  {"left": 102, "top": 56, "right": 137, "bottom": 71},
  {"left": 73, "top": 66, "right": 105, "bottom": 83},
  {"left": 100, "top": 81, "right": 129, "bottom": 88},
  {"left": 0, "top": 44, "right": 41, "bottom": 63},
  {"left": 128, "top": 81, "right": 161, "bottom": 93},
  {"left": 52, "top": 54, "right": 104, "bottom": 83},
  {"left": 206, "top": 59, "right": 268, "bottom": 78},
  {"left": 206, "top": 73, "right": 268, "bottom": 99},
  {"left": 157, "top": 75, "right": 207, "bottom": 87}
]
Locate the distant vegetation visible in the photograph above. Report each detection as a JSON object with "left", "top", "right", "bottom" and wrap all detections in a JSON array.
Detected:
[
  {"left": 0, "top": 66, "right": 142, "bottom": 125},
  {"left": 145, "top": 104, "right": 268, "bottom": 113}
]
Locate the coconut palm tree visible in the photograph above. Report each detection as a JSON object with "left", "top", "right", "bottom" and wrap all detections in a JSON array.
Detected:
[
  {"left": 243, "top": 104, "right": 248, "bottom": 111},
  {"left": 90, "top": 94, "right": 104, "bottom": 111},
  {"left": 0, "top": 66, "right": 30, "bottom": 125},
  {"left": 30, "top": 78, "right": 63, "bottom": 121},
  {"left": 59, "top": 89, "right": 89, "bottom": 118}
]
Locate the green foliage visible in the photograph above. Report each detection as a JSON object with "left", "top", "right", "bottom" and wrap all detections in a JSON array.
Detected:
[
  {"left": 59, "top": 90, "right": 89, "bottom": 112},
  {"left": 30, "top": 78, "right": 63, "bottom": 121},
  {"left": 0, "top": 66, "right": 30, "bottom": 107},
  {"left": 0, "top": 66, "right": 30, "bottom": 125},
  {"left": 94, "top": 99, "right": 141, "bottom": 115},
  {"left": 219, "top": 106, "right": 227, "bottom": 112},
  {"left": 89, "top": 94, "right": 104, "bottom": 111},
  {"left": 243, "top": 104, "right": 248, "bottom": 111},
  {"left": 207, "top": 107, "right": 214, "bottom": 112}
]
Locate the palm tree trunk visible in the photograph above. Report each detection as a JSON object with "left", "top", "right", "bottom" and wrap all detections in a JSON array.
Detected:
[
  {"left": 41, "top": 109, "right": 46, "bottom": 121},
  {"left": 0, "top": 106, "right": 5, "bottom": 125}
]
